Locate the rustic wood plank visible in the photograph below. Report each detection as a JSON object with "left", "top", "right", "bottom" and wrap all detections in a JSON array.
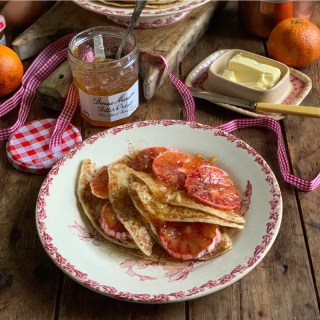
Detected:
[
  {"left": 279, "top": 1, "right": 320, "bottom": 305},
  {"left": 12, "top": 0, "right": 219, "bottom": 111},
  {"left": 138, "top": 0, "right": 219, "bottom": 100},
  {"left": 0, "top": 55, "right": 85, "bottom": 317},
  {"left": 183, "top": 2, "right": 320, "bottom": 319},
  {"left": 37, "top": 61, "right": 73, "bottom": 112},
  {"left": 282, "top": 60, "right": 320, "bottom": 300},
  {"left": 58, "top": 277, "right": 185, "bottom": 320},
  {"left": 10, "top": 1, "right": 109, "bottom": 60},
  {"left": 1, "top": 2, "right": 319, "bottom": 319},
  {"left": 0, "top": 102, "right": 61, "bottom": 318}
]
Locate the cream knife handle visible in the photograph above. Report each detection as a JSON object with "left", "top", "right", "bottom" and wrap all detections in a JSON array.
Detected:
[{"left": 256, "top": 102, "right": 320, "bottom": 118}]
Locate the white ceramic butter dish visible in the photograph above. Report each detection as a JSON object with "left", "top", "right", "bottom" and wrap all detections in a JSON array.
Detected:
[
  {"left": 185, "top": 49, "right": 312, "bottom": 120},
  {"left": 204, "top": 49, "right": 290, "bottom": 104}
]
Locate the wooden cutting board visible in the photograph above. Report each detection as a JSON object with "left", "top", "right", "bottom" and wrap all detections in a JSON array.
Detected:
[{"left": 12, "top": 1, "right": 219, "bottom": 110}]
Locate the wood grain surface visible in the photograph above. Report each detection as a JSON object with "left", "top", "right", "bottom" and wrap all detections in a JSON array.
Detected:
[
  {"left": 12, "top": 0, "right": 219, "bottom": 107},
  {"left": 0, "top": 2, "right": 320, "bottom": 319}
]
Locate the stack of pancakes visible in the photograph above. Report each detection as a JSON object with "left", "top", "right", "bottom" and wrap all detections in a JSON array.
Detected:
[{"left": 77, "top": 152, "right": 246, "bottom": 262}]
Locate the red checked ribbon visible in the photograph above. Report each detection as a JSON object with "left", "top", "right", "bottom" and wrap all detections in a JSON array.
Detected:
[
  {"left": 144, "top": 52, "right": 320, "bottom": 192},
  {"left": 216, "top": 118, "right": 320, "bottom": 192},
  {"left": 0, "top": 33, "right": 76, "bottom": 141},
  {"left": 140, "top": 51, "right": 195, "bottom": 122},
  {"left": 49, "top": 82, "right": 79, "bottom": 148},
  {"left": 1, "top": 35, "right": 319, "bottom": 190}
]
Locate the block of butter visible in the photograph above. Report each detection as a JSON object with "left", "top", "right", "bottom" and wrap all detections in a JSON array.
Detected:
[{"left": 221, "top": 54, "right": 281, "bottom": 90}]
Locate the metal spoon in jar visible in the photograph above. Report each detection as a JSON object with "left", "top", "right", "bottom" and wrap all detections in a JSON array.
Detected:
[{"left": 115, "top": 0, "right": 147, "bottom": 60}]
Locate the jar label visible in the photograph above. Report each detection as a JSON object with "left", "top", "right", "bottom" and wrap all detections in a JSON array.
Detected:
[{"left": 78, "top": 80, "right": 139, "bottom": 122}]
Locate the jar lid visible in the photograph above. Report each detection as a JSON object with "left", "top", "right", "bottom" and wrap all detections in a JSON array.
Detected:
[
  {"left": 0, "top": 15, "right": 6, "bottom": 32},
  {"left": 6, "top": 118, "right": 82, "bottom": 174}
]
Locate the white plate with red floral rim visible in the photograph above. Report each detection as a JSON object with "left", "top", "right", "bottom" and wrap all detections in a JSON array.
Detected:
[
  {"left": 185, "top": 49, "right": 312, "bottom": 120},
  {"left": 72, "top": 0, "right": 212, "bottom": 28},
  {"left": 36, "top": 120, "right": 282, "bottom": 303}
]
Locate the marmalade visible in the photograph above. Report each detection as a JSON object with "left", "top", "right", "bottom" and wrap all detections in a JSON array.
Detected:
[{"left": 68, "top": 26, "right": 139, "bottom": 127}]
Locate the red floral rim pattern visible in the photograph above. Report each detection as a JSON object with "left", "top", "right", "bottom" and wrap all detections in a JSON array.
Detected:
[
  {"left": 73, "top": 0, "right": 211, "bottom": 28},
  {"left": 74, "top": 0, "right": 209, "bottom": 16},
  {"left": 36, "top": 120, "right": 281, "bottom": 302},
  {"left": 107, "top": 11, "right": 188, "bottom": 28}
]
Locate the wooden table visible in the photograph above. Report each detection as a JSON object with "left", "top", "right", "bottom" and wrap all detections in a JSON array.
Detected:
[{"left": 1, "top": 2, "right": 320, "bottom": 319}]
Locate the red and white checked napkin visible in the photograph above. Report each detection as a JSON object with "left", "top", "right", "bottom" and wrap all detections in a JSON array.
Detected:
[{"left": 144, "top": 51, "right": 320, "bottom": 192}]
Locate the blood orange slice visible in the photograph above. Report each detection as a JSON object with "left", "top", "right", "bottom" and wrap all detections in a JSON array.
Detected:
[
  {"left": 152, "top": 151, "right": 207, "bottom": 188},
  {"left": 185, "top": 165, "right": 240, "bottom": 210},
  {"left": 158, "top": 221, "right": 221, "bottom": 260},
  {"left": 100, "top": 201, "right": 132, "bottom": 242},
  {"left": 126, "top": 147, "right": 169, "bottom": 173},
  {"left": 90, "top": 166, "right": 109, "bottom": 199}
]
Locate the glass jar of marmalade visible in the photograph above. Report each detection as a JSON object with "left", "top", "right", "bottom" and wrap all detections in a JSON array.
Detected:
[
  {"left": 68, "top": 26, "right": 139, "bottom": 127},
  {"left": 0, "top": 15, "right": 6, "bottom": 45},
  {"left": 238, "top": 1, "right": 316, "bottom": 38}
]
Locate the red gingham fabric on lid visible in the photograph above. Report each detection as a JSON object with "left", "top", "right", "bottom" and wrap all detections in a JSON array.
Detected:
[{"left": 6, "top": 118, "right": 81, "bottom": 174}]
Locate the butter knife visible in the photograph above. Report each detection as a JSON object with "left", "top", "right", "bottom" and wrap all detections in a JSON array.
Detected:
[{"left": 188, "top": 87, "right": 320, "bottom": 118}]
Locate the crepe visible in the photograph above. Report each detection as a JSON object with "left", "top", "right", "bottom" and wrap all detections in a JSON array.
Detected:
[
  {"left": 77, "top": 159, "right": 137, "bottom": 249},
  {"left": 197, "top": 232, "right": 232, "bottom": 260},
  {"left": 128, "top": 180, "right": 244, "bottom": 229},
  {"left": 130, "top": 169, "right": 245, "bottom": 225},
  {"left": 77, "top": 151, "right": 245, "bottom": 262},
  {"left": 128, "top": 181, "right": 233, "bottom": 260},
  {"left": 108, "top": 162, "right": 155, "bottom": 256}
]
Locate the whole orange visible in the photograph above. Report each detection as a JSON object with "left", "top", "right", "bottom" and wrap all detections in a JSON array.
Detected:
[
  {"left": 268, "top": 18, "right": 320, "bottom": 68},
  {"left": 0, "top": 45, "right": 24, "bottom": 97}
]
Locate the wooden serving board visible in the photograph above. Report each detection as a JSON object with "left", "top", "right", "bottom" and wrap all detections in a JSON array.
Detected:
[{"left": 12, "top": 1, "right": 219, "bottom": 110}]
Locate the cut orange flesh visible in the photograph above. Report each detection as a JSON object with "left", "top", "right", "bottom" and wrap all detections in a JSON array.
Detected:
[
  {"left": 152, "top": 151, "right": 207, "bottom": 189},
  {"left": 158, "top": 221, "right": 221, "bottom": 260},
  {"left": 126, "top": 147, "right": 169, "bottom": 173},
  {"left": 100, "top": 202, "right": 132, "bottom": 242},
  {"left": 90, "top": 166, "right": 109, "bottom": 199},
  {"left": 185, "top": 165, "right": 240, "bottom": 210}
]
